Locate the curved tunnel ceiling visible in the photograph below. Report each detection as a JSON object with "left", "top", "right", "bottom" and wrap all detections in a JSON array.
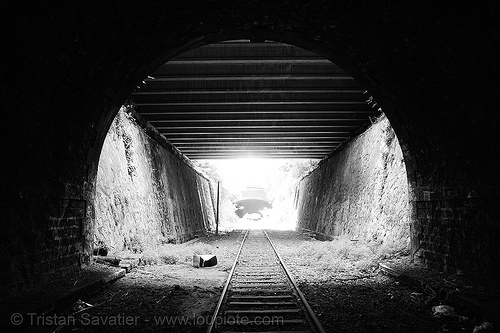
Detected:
[{"left": 131, "top": 40, "right": 382, "bottom": 159}]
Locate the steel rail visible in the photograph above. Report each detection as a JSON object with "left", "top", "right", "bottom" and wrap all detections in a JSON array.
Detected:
[
  {"left": 206, "top": 229, "right": 249, "bottom": 333},
  {"left": 263, "top": 229, "right": 327, "bottom": 333}
]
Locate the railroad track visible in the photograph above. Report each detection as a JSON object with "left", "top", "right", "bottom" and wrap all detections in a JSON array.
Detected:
[{"left": 207, "top": 229, "right": 325, "bottom": 333}]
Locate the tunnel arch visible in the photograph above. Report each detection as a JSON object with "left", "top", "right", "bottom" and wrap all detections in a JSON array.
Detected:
[{"left": 87, "top": 28, "right": 419, "bottom": 257}]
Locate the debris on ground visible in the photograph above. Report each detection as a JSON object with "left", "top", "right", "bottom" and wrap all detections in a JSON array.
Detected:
[
  {"left": 473, "top": 321, "right": 494, "bottom": 332},
  {"left": 432, "top": 305, "right": 456, "bottom": 317},
  {"left": 94, "top": 255, "right": 121, "bottom": 267},
  {"left": 71, "top": 299, "right": 92, "bottom": 312},
  {"left": 23, "top": 231, "right": 242, "bottom": 332},
  {"left": 193, "top": 254, "right": 217, "bottom": 268}
]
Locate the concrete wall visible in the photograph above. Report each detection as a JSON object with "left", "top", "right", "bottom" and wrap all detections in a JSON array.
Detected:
[
  {"left": 94, "top": 106, "right": 215, "bottom": 253},
  {"left": 297, "top": 115, "right": 410, "bottom": 248}
]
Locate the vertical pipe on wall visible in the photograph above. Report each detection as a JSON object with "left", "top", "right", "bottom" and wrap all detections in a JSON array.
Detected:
[{"left": 216, "top": 181, "right": 220, "bottom": 235}]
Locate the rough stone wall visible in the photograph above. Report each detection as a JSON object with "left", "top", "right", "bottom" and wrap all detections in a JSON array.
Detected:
[
  {"left": 94, "top": 106, "right": 215, "bottom": 252},
  {"left": 297, "top": 115, "right": 410, "bottom": 247}
]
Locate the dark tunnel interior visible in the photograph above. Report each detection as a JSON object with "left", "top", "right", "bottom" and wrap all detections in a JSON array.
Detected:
[{"left": 2, "top": 2, "right": 500, "bottom": 332}]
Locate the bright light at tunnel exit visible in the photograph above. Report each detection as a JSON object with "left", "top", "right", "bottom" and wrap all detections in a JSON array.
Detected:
[
  {"left": 201, "top": 157, "right": 306, "bottom": 231},
  {"left": 210, "top": 157, "right": 282, "bottom": 192}
]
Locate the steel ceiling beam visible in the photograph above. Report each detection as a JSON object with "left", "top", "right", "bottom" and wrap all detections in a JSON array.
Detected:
[
  {"left": 161, "top": 130, "right": 353, "bottom": 136},
  {"left": 132, "top": 89, "right": 364, "bottom": 95},
  {"left": 136, "top": 104, "right": 372, "bottom": 112},
  {"left": 143, "top": 75, "right": 355, "bottom": 81}
]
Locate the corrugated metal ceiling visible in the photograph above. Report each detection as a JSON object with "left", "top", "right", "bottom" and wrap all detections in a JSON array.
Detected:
[{"left": 131, "top": 40, "right": 381, "bottom": 159}]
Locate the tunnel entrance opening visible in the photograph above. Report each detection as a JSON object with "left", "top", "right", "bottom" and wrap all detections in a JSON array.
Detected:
[{"left": 91, "top": 32, "right": 415, "bottom": 260}]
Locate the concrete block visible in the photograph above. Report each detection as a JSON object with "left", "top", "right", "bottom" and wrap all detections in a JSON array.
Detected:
[
  {"left": 119, "top": 263, "right": 132, "bottom": 272},
  {"left": 193, "top": 254, "right": 217, "bottom": 268},
  {"left": 120, "top": 258, "right": 139, "bottom": 271}
]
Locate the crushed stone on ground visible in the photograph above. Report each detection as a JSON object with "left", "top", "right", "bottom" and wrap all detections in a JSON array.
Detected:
[{"left": 23, "top": 229, "right": 496, "bottom": 332}]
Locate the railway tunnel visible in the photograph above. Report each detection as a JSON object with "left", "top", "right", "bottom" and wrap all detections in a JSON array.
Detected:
[{"left": 2, "top": 2, "right": 500, "bottom": 332}]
